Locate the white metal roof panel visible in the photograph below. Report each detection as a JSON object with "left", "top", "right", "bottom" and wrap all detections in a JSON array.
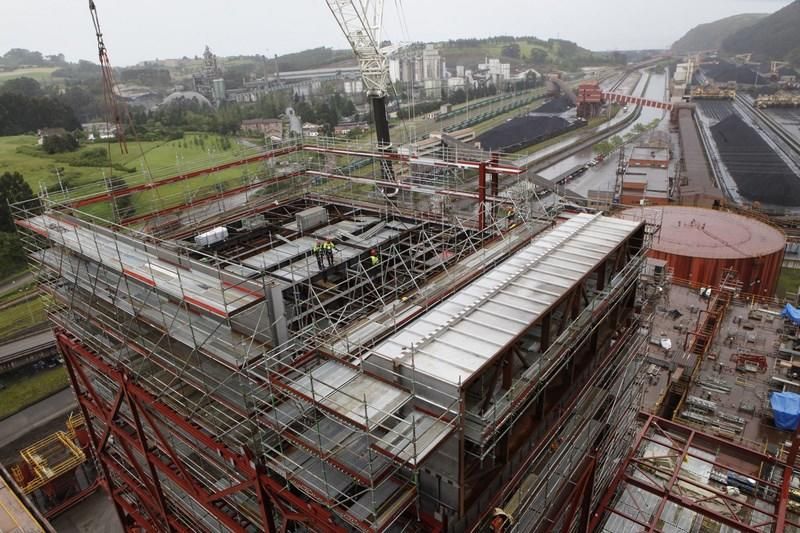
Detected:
[
  {"left": 25, "top": 214, "right": 261, "bottom": 317},
  {"left": 370, "top": 213, "right": 641, "bottom": 386}
]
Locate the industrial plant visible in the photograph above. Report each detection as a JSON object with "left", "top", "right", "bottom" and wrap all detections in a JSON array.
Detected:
[{"left": 2, "top": 0, "right": 800, "bottom": 532}]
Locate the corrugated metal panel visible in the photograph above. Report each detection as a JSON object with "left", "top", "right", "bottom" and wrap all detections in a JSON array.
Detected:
[{"left": 369, "top": 214, "right": 641, "bottom": 387}]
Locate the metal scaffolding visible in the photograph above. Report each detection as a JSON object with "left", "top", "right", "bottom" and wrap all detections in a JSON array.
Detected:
[{"left": 13, "top": 137, "right": 654, "bottom": 532}]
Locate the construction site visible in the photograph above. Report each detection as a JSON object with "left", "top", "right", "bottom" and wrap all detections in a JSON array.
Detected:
[
  {"left": 4, "top": 2, "right": 800, "bottom": 533},
  {"left": 11, "top": 130, "right": 650, "bottom": 531},
  {"left": 9, "top": 119, "right": 800, "bottom": 532}
]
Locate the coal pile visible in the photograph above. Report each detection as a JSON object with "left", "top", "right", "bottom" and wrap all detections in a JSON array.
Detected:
[
  {"left": 477, "top": 116, "right": 572, "bottom": 152},
  {"left": 711, "top": 114, "right": 800, "bottom": 206},
  {"left": 533, "top": 95, "right": 573, "bottom": 114},
  {"left": 701, "top": 62, "right": 769, "bottom": 85},
  {"left": 697, "top": 101, "right": 735, "bottom": 123}
]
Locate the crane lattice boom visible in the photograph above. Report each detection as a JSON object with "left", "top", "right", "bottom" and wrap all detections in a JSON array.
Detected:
[{"left": 324, "top": 0, "right": 389, "bottom": 98}]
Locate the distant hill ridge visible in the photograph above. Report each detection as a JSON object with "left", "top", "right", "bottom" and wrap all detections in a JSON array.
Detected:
[
  {"left": 671, "top": 13, "right": 767, "bottom": 54},
  {"left": 721, "top": 0, "right": 800, "bottom": 63}
]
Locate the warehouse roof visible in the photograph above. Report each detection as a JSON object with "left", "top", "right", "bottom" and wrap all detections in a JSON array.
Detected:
[{"left": 370, "top": 213, "right": 642, "bottom": 386}]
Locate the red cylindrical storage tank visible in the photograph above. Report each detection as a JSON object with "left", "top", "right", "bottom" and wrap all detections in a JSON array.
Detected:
[{"left": 620, "top": 206, "right": 786, "bottom": 296}]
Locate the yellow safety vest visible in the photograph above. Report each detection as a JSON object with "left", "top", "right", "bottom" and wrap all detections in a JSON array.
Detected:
[{"left": 370, "top": 255, "right": 379, "bottom": 266}]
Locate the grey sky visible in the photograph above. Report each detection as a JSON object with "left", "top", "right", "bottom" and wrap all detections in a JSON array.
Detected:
[{"left": 2, "top": 0, "right": 792, "bottom": 66}]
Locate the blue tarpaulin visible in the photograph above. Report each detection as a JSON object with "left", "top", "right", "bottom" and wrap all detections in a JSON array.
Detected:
[
  {"left": 781, "top": 304, "right": 800, "bottom": 326},
  {"left": 770, "top": 392, "right": 800, "bottom": 431}
]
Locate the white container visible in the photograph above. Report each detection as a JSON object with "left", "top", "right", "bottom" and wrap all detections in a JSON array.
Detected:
[
  {"left": 194, "top": 226, "right": 228, "bottom": 247},
  {"left": 296, "top": 206, "right": 328, "bottom": 233}
]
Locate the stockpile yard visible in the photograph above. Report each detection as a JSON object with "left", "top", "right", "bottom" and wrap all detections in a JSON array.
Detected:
[
  {"left": 696, "top": 100, "right": 735, "bottom": 123},
  {"left": 531, "top": 94, "right": 573, "bottom": 114},
  {"left": 710, "top": 114, "right": 800, "bottom": 205},
  {"left": 700, "top": 61, "right": 769, "bottom": 85},
  {"left": 476, "top": 96, "right": 575, "bottom": 151}
]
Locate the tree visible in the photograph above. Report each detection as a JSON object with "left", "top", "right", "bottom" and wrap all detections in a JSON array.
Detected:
[
  {"left": 0, "top": 77, "right": 44, "bottom": 97},
  {"left": 0, "top": 172, "right": 35, "bottom": 232},
  {"left": 0, "top": 93, "right": 81, "bottom": 135},
  {"left": 42, "top": 133, "right": 79, "bottom": 154},
  {"left": 501, "top": 43, "right": 521, "bottom": 59},
  {"left": 108, "top": 177, "right": 135, "bottom": 220},
  {"left": 0, "top": 48, "right": 45, "bottom": 68},
  {"left": 448, "top": 88, "right": 467, "bottom": 105},
  {"left": 593, "top": 141, "right": 612, "bottom": 154},
  {"left": 0, "top": 232, "right": 27, "bottom": 277},
  {"left": 525, "top": 70, "right": 538, "bottom": 88},
  {"left": 529, "top": 49, "right": 549, "bottom": 64}
]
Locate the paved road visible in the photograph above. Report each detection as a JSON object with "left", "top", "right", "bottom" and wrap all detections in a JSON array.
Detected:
[
  {"left": 0, "top": 272, "right": 33, "bottom": 296},
  {"left": 0, "top": 387, "right": 76, "bottom": 449}
]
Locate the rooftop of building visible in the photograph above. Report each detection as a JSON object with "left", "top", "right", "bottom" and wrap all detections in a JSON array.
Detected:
[
  {"left": 622, "top": 167, "right": 671, "bottom": 196},
  {"left": 629, "top": 146, "right": 670, "bottom": 164}
]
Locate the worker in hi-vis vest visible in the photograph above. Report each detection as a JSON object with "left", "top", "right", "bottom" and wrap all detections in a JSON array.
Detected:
[
  {"left": 312, "top": 240, "right": 325, "bottom": 270},
  {"left": 324, "top": 240, "right": 336, "bottom": 267},
  {"left": 369, "top": 249, "right": 379, "bottom": 267}
]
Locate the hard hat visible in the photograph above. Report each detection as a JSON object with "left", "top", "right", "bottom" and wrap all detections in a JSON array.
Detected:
[{"left": 371, "top": 249, "right": 377, "bottom": 254}]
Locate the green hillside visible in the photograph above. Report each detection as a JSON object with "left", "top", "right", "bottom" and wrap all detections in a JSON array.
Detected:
[
  {"left": 671, "top": 13, "right": 767, "bottom": 54},
  {"left": 722, "top": 0, "right": 800, "bottom": 63},
  {"left": 436, "top": 36, "right": 626, "bottom": 70}
]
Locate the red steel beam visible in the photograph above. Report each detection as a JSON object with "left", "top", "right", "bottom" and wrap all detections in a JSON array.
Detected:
[
  {"left": 69, "top": 351, "right": 274, "bottom": 532},
  {"left": 588, "top": 413, "right": 654, "bottom": 531},
  {"left": 68, "top": 145, "right": 302, "bottom": 208},
  {"left": 590, "top": 413, "right": 800, "bottom": 532},
  {"left": 119, "top": 170, "right": 305, "bottom": 226},
  {"left": 645, "top": 430, "right": 693, "bottom": 533},
  {"left": 303, "top": 144, "right": 522, "bottom": 174},
  {"left": 622, "top": 474, "right": 765, "bottom": 533},
  {"left": 775, "top": 423, "right": 800, "bottom": 531},
  {"left": 57, "top": 332, "right": 347, "bottom": 533},
  {"left": 307, "top": 170, "right": 514, "bottom": 206}
]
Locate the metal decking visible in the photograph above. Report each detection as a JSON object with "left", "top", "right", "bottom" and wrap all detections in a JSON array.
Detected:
[
  {"left": 22, "top": 214, "right": 262, "bottom": 318},
  {"left": 369, "top": 213, "right": 641, "bottom": 389}
]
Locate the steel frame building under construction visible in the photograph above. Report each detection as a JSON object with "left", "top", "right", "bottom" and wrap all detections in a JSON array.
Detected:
[{"left": 14, "top": 136, "right": 652, "bottom": 532}]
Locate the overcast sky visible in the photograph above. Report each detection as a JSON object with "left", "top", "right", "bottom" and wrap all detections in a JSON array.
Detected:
[{"left": 2, "top": 0, "right": 792, "bottom": 66}]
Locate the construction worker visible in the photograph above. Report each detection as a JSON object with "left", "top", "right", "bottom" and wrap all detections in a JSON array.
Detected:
[
  {"left": 507, "top": 205, "right": 516, "bottom": 226},
  {"left": 324, "top": 239, "right": 336, "bottom": 267},
  {"left": 369, "top": 249, "right": 380, "bottom": 268},
  {"left": 312, "top": 240, "right": 325, "bottom": 270}
]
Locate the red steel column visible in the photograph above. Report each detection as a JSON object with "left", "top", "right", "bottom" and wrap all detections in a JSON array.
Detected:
[
  {"left": 59, "top": 337, "right": 130, "bottom": 530},
  {"left": 490, "top": 153, "right": 499, "bottom": 222},
  {"left": 776, "top": 423, "right": 800, "bottom": 531},
  {"left": 478, "top": 161, "right": 487, "bottom": 232}
]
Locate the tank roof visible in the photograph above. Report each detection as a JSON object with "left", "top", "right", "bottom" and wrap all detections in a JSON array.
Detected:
[{"left": 622, "top": 206, "right": 785, "bottom": 259}]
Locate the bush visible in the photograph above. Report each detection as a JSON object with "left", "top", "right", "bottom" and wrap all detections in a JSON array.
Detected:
[{"left": 42, "top": 133, "right": 79, "bottom": 154}]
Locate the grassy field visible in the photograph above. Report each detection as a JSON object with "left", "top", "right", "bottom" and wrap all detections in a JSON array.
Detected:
[
  {"left": 0, "top": 282, "right": 37, "bottom": 306},
  {"left": 0, "top": 295, "right": 48, "bottom": 339},
  {"left": 777, "top": 267, "right": 800, "bottom": 300},
  {"left": 0, "top": 133, "right": 251, "bottom": 221},
  {"left": 439, "top": 41, "right": 552, "bottom": 68},
  {"left": 0, "top": 67, "right": 58, "bottom": 83},
  {"left": 0, "top": 367, "right": 70, "bottom": 420}
]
